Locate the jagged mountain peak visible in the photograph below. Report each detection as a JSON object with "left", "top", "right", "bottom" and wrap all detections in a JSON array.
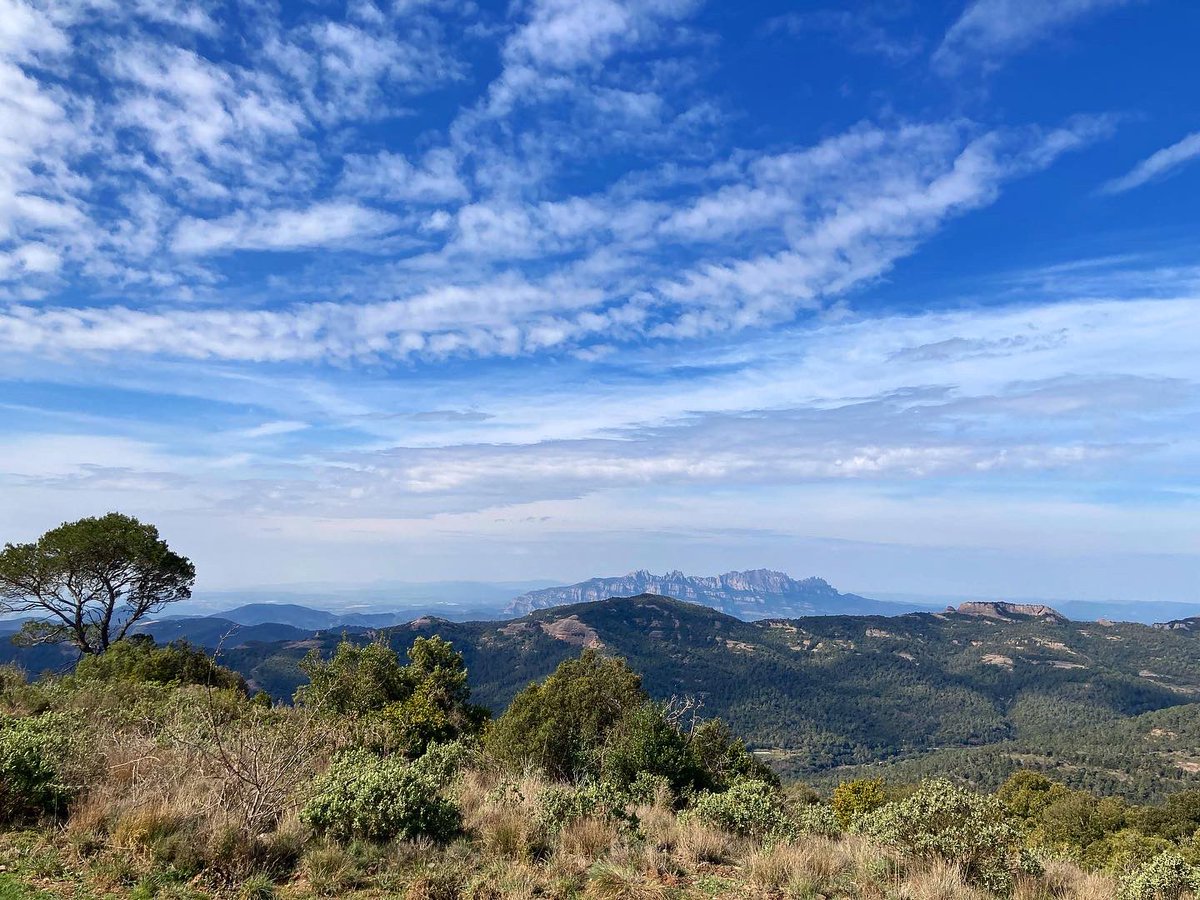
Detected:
[{"left": 504, "top": 568, "right": 911, "bottom": 620}]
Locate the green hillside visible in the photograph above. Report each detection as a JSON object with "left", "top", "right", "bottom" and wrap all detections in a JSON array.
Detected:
[{"left": 202, "top": 594, "right": 1200, "bottom": 801}]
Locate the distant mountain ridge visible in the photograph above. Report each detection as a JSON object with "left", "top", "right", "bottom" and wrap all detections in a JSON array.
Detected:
[{"left": 505, "top": 568, "right": 930, "bottom": 619}]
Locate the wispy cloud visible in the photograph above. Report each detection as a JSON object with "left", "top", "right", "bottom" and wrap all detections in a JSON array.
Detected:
[
  {"left": 933, "top": 0, "right": 1134, "bottom": 73},
  {"left": 765, "top": 9, "right": 924, "bottom": 63},
  {"left": 239, "top": 421, "right": 309, "bottom": 439},
  {"left": 1099, "top": 132, "right": 1200, "bottom": 194},
  {"left": 0, "top": 118, "right": 1111, "bottom": 361},
  {"left": 172, "top": 201, "right": 401, "bottom": 254},
  {"left": 0, "top": 0, "right": 1191, "bottom": 598}
]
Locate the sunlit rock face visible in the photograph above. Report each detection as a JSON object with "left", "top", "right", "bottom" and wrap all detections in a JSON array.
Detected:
[{"left": 505, "top": 569, "right": 898, "bottom": 619}]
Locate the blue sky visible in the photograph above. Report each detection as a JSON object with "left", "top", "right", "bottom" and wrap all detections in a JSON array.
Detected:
[{"left": 1, "top": 0, "right": 1198, "bottom": 602}]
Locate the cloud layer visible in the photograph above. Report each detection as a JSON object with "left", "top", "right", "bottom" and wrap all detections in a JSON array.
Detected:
[{"left": 0, "top": 0, "right": 1196, "bottom": 600}]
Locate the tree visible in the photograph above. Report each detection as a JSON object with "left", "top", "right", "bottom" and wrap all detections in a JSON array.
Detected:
[
  {"left": 295, "top": 636, "right": 487, "bottom": 758},
  {"left": 0, "top": 513, "right": 195, "bottom": 655},
  {"left": 485, "top": 649, "right": 646, "bottom": 780}
]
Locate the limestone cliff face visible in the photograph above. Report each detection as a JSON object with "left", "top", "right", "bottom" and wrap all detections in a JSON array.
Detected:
[
  {"left": 504, "top": 569, "right": 890, "bottom": 619},
  {"left": 955, "top": 601, "right": 1069, "bottom": 624},
  {"left": 1153, "top": 617, "right": 1200, "bottom": 632}
]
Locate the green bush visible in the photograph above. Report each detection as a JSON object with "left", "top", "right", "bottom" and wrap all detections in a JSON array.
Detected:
[
  {"left": 485, "top": 649, "right": 645, "bottom": 781},
  {"left": 864, "top": 778, "right": 1021, "bottom": 893},
  {"left": 831, "top": 777, "right": 887, "bottom": 829},
  {"left": 1087, "top": 828, "right": 1176, "bottom": 874},
  {"left": 601, "top": 702, "right": 699, "bottom": 794},
  {"left": 1118, "top": 851, "right": 1200, "bottom": 900},
  {"left": 0, "top": 711, "right": 83, "bottom": 824},
  {"left": 536, "top": 780, "right": 635, "bottom": 832},
  {"left": 72, "top": 636, "right": 247, "bottom": 693},
  {"left": 687, "top": 778, "right": 796, "bottom": 840},
  {"left": 794, "top": 803, "right": 840, "bottom": 837},
  {"left": 300, "top": 749, "right": 460, "bottom": 843},
  {"left": 629, "top": 771, "right": 674, "bottom": 806},
  {"left": 297, "top": 637, "right": 487, "bottom": 759},
  {"left": 685, "top": 718, "right": 778, "bottom": 791},
  {"left": 409, "top": 739, "right": 474, "bottom": 787}
]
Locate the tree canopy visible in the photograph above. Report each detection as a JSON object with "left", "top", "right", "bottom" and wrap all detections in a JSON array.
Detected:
[
  {"left": 0, "top": 513, "right": 195, "bottom": 655},
  {"left": 295, "top": 635, "right": 488, "bottom": 758},
  {"left": 485, "top": 648, "right": 774, "bottom": 792}
]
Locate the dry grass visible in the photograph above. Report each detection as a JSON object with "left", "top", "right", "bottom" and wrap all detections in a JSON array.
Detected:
[
  {"left": 0, "top": 683, "right": 1129, "bottom": 900},
  {"left": 556, "top": 816, "right": 619, "bottom": 863},
  {"left": 582, "top": 860, "right": 672, "bottom": 900},
  {"left": 890, "top": 860, "right": 991, "bottom": 900},
  {"left": 675, "top": 818, "right": 738, "bottom": 866},
  {"left": 1021, "top": 858, "right": 1119, "bottom": 900}
]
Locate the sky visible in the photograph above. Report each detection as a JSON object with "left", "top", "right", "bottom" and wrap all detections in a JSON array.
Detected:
[{"left": 0, "top": 0, "right": 1198, "bottom": 603}]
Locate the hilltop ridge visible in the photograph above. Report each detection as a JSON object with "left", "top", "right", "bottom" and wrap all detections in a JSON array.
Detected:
[
  {"left": 505, "top": 568, "right": 926, "bottom": 618},
  {"left": 952, "top": 600, "right": 1069, "bottom": 624}
]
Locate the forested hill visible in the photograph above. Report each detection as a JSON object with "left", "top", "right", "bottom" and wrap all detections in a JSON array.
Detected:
[
  {"left": 199, "top": 593, "right": 1200, "bottom": 801},
  {"left": 8, "top": 593, "right": 1200, "bottom": 800}
]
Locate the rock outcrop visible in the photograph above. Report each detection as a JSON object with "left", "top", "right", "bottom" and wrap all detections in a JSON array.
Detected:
[
  {"left": 1153, "top": 617, "right": 1200, "bottom": 632},
  {"left": 955, "top": 601, "right": 1068, "bottom": 624},
  {"left": 505, "top": 569, "right": 906, "bottom": 620}
]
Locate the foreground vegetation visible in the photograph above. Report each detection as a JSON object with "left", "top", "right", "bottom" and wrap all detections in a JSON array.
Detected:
[
  {"left": 6, "top": 636, "right": 1200, "bottom": 900},
  {"left": 6, "top": 516, "right": 1200, "bottom": 802},
  {"left": 70, "top": 595, "right": 1200, "bottom": 801}
]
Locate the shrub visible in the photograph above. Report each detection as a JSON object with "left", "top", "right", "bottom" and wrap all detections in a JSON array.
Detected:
[
  {"left": 685, "top": 718, "right": 778, "bottom": 791},
  {"left": 537, "top": 781, "right": 635, "bottom": 833},
  {"left": 296, "top": 640, "right": 410, "bottom": 714},
  {"left": 1087, "top": 828, "right": 1175, "bottom": 874},
  {"left": 298, "top": 637, "right": 487, "bottom": 759},
  {"left": 72, "top": 636, "right": 247, "bottom": 693},
  {"left": 485, "top": 650, "right": 646, "bottom": 781},
  {"left": 831, "top": 777, "right": 887, "bottom": 829},
  {"left": 794, "top": 803, "right": 840, "bottom": 837},
  {"left": 0, "top": 711, "right": 83, "bottom": 824},
  {"left": 601, "top": 703, "right": 699, "bottom": 795},
  {"left": 1118, "top": 851, "right": 1200, "bottom": 900},
  {"left": 687, "top": 778, "right": 795, "bottom": 840},
  {"left": 301, "top": 749, "right": 460, "bottom": 843},
  {"left": 410, "top": 739, "right": 474, "bottom": 787},
  {"left": 863, "top": 778, "right": 1021, "bottom": 893},
  {"left": 629, "top": 772, "right": 674, "bottom": 807}
]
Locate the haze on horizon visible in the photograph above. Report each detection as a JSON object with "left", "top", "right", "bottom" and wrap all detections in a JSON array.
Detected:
[{"left": 1, "top": 0, "right": 1197, "bottom": 605}]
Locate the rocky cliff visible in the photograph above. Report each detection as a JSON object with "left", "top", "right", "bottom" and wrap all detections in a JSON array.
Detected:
[
  {"left": 954, "top": 600, "right": 1069, "bottom": 624},
  {"left": 505, "top": 568, "right": 912, "bottom": 619}
]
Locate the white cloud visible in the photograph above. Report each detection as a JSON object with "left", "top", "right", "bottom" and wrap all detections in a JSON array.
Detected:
[
  {"left": 766, "top": 10, "right": 923, "bottom": 64},
  {"left": 0, "top": 433, "right": 169, "bottom": 480},
  {"left": 0, "top": 117, "right": 1108, "bottom": 358},
  {"left": 239, "top": 421, "right": 310, "bottom": 439},
  {"left": 341, "top": 149, "right": 469, "bottom": 204},
  {"left": 504, "top": 0, "right": 697, "bottom": 71},
  {"left": 1100, "top": 132, "right": 1200, "bottom": 194},
  {"left": 934, "top": 0, "right": 1133, "bottom": 73},
  {"left": 172, "top": 201, "right": 400, "bottom": 254},
  {"left": 482, "top": 0, "right": 698, "bottom": 116}
]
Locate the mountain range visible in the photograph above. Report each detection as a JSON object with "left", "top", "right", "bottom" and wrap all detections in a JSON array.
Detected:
[{"left": 505, "top": 568, "right": 934, "bottom": 618}]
